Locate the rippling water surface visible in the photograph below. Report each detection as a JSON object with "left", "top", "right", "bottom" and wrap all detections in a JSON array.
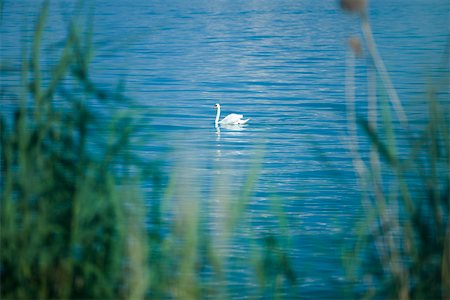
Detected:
[{"left": 1, "top": 0, "right": 448, "bottom": 298}]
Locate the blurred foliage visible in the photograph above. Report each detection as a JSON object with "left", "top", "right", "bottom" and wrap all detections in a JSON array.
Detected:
[
  {"left": 0, "top": 2, "right": 150, "bottom": 299},
  {"left": 341, "top": 3, "right": 450, "bottom": 299},
  {"left": 2, "top": 0, "right": 448, "bottom": 299}
]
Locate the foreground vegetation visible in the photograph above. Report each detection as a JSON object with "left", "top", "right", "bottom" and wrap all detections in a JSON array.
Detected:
[
  {"left": 341, "top": 1, "right": 450, "bottom": 299},
  {"left": 1, "top": 1, "right": 448, "bottom": 299},
  {"left": 0, "top": 3, "right": 152, "bottom": 298}
]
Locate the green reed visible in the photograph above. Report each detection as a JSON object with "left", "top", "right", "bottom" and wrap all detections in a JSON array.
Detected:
[
  {"left": 0, "top": 2, "right": 150, "bottom": 299},
  {"left": 340, "top": 1, "right": 450, "bottom": 299}
]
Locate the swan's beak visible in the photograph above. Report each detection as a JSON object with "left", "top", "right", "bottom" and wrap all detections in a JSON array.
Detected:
[{"left": 213, "top": 105, "right": 217, "bottom": 109}]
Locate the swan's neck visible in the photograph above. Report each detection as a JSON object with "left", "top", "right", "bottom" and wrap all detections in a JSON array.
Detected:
[{"left": 215, "top": 107, "right": 220, "bottom": 127}]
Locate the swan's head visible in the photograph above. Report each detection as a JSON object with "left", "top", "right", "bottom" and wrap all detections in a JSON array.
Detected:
[{"left": 213, "top": 103, "right": 220, "bottom": 110}]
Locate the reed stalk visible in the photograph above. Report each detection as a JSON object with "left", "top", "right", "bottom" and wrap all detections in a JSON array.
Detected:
[{"left": 341, "top": 1, "right": 450, "bottom": 298}]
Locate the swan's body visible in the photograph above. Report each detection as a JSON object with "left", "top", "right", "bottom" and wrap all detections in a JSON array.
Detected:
[{"left": 214, "top": 104, "right": 249, "bottom": 127}]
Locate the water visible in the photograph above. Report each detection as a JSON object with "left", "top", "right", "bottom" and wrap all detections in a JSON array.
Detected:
[{"left": 1, "top": 0, "right": 448, "bottom": 298}]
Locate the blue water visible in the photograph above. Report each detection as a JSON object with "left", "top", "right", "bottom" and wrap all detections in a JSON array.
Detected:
[{"left": 1, "top": 0, "right": 448, "bottom": 298}]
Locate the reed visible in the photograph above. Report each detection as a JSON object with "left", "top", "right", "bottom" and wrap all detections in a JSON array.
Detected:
[
  {"left": 143, "top": 153, "right": 297, "bottom": 299},
  {"left": 341, "top": 1, "right": 450, "bottom": 299},
  {"left": 0, "top": 2, "right": 150, "bottom": 299}
]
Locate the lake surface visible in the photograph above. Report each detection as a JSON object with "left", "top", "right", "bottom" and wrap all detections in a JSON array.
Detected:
[{"left": 1, "top": 0, "right": 448, "bottom": 298}]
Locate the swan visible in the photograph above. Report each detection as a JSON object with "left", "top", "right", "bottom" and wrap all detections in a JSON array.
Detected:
[{"left": 214, "top": 103, "right": 249, "bottom": 127}]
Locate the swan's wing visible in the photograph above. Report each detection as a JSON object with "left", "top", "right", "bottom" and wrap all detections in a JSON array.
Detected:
[
  {"left": 219, "top": 113, "right": 244, "bottom": 124},
  {"left": 238, "top": 118, "right": 250, "bottom": 125}
]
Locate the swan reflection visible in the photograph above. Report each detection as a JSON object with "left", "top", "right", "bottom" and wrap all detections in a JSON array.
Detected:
[
  {"left": 215, "top": 123, "right": 247, "bottom": 135},
  {"left": 221, "top": 123, "right": 247, "bottom": 131}
]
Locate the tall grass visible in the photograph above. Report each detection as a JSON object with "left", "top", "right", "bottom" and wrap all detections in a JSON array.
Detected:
[
  {"left": 143, "top": 153, "right": 297, "bottom": 299},
  {"left": 0, "top": 2, "right": 150, "bottom": 299},
  {"left": 340, "top": 1, "right": 450, "bottom": 299},
  {"left": 7, "top": 1, "right": 446, "bottom": 299}
]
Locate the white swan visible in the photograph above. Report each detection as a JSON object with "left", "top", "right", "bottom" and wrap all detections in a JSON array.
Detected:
[{"left": 214, "top": 103, "right": 249, "bottom": 127}]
